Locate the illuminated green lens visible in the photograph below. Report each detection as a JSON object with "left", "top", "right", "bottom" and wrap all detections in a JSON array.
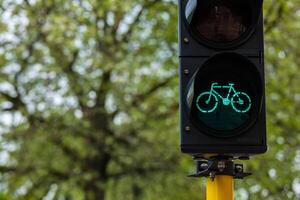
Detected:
[
  {"left": 196, "top": 82, "right": 252, "bottom": 114},
  {"left": 189, "top": 53, "right": 262, "bottom": 135}
]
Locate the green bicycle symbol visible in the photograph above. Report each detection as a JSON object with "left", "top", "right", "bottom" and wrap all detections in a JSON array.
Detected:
[{"left": 196, "top": 82, "right": 252, "bottom": 113}]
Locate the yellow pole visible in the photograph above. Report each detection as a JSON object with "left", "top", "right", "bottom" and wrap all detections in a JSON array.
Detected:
[{"left": 206, "top": 176, "right": 234, "bottom": 200}]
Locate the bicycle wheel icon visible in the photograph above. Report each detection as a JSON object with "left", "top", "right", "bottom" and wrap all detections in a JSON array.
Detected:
[
  {"left": 231, "top": 92, "right": 252, "bottom": 113},
  {"left": 196, "top": 92, "right": 218, "bottom": 113}
]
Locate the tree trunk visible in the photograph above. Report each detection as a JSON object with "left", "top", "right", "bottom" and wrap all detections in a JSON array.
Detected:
[{"left": 85, "top": 186, "right": 105, "bottom": 200}]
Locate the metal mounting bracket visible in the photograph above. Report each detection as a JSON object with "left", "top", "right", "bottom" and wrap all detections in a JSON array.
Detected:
[{"left": 189, "top": 156, "right": 252, "bottom": 180}]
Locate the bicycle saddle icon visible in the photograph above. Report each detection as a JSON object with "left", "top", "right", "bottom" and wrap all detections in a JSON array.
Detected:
[{"left": 196, "top": 82, "right": 252, "bottom": 113}]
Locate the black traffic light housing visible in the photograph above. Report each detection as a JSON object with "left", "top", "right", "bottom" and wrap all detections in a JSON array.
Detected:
[{"left": 179, "top": 0, "right": 267, "bottom": 158}]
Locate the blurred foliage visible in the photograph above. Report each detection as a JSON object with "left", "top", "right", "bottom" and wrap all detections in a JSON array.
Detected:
[{"left": 0, "top": 0, "right": 299, "bottom": 199}]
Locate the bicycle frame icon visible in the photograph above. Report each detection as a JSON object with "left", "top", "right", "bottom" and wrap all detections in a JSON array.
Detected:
[{"left": 196, "top": 82, "right": 252, "bottom": 113}]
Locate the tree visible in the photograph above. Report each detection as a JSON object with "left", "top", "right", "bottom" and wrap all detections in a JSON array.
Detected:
[
  {"left": 0, "top": 0, "right": 178, "bottom": 199},
  {"left": 237, "top": 1, "right": 300, "bottom": 199}
]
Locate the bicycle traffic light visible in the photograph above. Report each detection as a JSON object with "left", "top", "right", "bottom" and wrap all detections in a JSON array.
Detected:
[{"left": 179, "top": 0, "right": 267, "bottom": 158}]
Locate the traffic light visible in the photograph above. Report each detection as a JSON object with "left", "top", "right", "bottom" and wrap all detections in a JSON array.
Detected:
[{"left": 179, "top": 0, "right": 267, "bottom": 158}]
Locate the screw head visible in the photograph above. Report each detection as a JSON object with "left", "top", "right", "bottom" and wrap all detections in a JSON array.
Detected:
[
  {"left": 209, "top": 171, "right": 216, "bottom": 181},
  {"left": 217, "top": 161, "right": 226, "bottom": 171},
  {"left": 185, "top": 126, "right": 191, "bottom": 132},
  {"left": 235, "top": 165, "right": 243, "bottom": 173},
  {"left": 200, "top": 163, "right": 208, "bottom": 169},
  {"left": 183, "top": 37, "right": 189, "bottom": 43},
  {"left": 184, "top": 69, "right": 189, "bottom": 75}
]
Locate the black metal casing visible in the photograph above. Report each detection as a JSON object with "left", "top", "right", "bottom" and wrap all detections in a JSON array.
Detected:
[{"left": 178, "top": 0, "right": 267, "bottom": 158}]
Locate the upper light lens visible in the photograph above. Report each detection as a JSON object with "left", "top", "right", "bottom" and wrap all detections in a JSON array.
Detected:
[{"left": 189, "top": 1, "right": 252, "bottom": 43}]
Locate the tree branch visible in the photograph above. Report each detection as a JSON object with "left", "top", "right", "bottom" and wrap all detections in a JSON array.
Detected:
[
  {"left": 109, "top": 162, "right": 175, "bottom": 180},
  {"left": 264, "top": 2, "right": 285, "bottom": 34},
  {"left": 0, "top": 91, "right": 26, "bottom": 111},
  {"left": 120, "top": 0, "right": 162, "bottom": 43},
  {"left": 62, "top": 50, "right": 86, "bottom": 109},
  {"left": 131, "top": 76, "right": 174, "bottom": 107}
]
